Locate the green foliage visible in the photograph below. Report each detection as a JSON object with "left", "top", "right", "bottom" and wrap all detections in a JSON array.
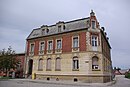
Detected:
[
  {"left": 0, "top": 76, "right": 11, "bottom": 79},
  {"left": 0, "top": 46, "right": 20, "bottom": 75},
  {"left": 125, "top": 73, "right": 130, "bottom": 79}
]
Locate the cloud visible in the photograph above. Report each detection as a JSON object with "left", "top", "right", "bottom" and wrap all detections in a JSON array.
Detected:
[{"left": 0, "top": 0, "right": 130, "bottom": 69}]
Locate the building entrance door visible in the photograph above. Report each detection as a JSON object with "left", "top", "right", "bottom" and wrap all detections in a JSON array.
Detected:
[{"left": 28, "top": 59, "right": 33, "bottom": 75}]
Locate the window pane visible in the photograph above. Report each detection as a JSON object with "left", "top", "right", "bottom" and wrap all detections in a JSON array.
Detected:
[
  {"left": 73, "top": 57, "right": 79, "bottom": 69},
  {"left": 57, "top": 40, "right": 61, "bottom": 49},
  {"left": 48, "top": 41, "right": 52, "bottom": 50},
  {"left": 92, "top": 57, "right": 99, "bottom": 69},
  {"left": 30, "top": 44, "right": 34, "bottom": 52},
  {"left": 73, "top": 37, "right": 78, "bottom": 47},
  {"left": 40, "top": 42, "right": 44, "bottom": 51},
  {"left": 92, "top": 36, "right": 97, "bottom": 47},
  {"left": 58, "top": 26, "right": 61, "bottom": 32},
  {"left": 92, "top": 21, "right": 95, "bottom": 29}
]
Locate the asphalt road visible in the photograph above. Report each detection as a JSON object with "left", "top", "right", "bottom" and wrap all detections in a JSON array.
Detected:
[{"left": 0, "top": 75, "right": 129, "bottom": 87}]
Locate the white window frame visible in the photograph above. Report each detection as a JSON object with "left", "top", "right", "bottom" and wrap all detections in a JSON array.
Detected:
[
  {"left": 58, "top": 25, "right": 61, "bottom": 32},
  {"left": 91, "top": 20, "right": 96, "bottom": 29},
  {"left": 30, "top": 43, "right": 35, "bottom": 52},
  {"left": 72, "top": 36, "right": 79, "bottom": 48},
  {"left": 47, "top": 40, "right": 53, "bottom": 50},
  {"left": 91, "top": 35, "right": 98, "bottom": 47},
  {"left": 73, "top": 57, "right": 79, "bottom": 70},
  {"left": 92, "top": 56, "right": 99, "bottom": 70},
  {"left": 56, "top": 38, "right": 62, "bottom": 49},
  {"left": 39, "top": 41, "right": 45, "bottom": 51}
]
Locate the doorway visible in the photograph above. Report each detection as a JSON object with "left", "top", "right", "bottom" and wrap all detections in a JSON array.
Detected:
[{"left": 28, "top": 59, "right": 33, "bottom": 75}]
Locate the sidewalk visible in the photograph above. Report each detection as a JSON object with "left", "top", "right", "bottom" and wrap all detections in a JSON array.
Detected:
[{"left": 8, "top": 78, "right": 116, "bottom": 86}]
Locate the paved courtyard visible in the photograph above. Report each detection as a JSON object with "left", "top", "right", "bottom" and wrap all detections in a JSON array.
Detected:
[{"left": 0, "top": 75, "right": 130, "bottom": 87}]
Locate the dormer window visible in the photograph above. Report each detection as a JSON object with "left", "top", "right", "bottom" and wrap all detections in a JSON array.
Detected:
[
  {"left": 58, "top": 25, "right": 61, "bottom": 32},
  {"left": 92, "top": 21, "right": 96, "bottom": 29},
  {"left": 63, "top": 25, "right": 66, "bottom": 30},
  {"left": 46, "top": 29, "right": 49, "bottom": 33},
  {"left": 42, "top": 29, "right": 45, "bottom": 35}
]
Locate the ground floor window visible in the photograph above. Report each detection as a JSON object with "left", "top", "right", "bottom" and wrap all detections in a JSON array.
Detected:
[{"left": 92, "top": 56, "right": 99, "bottom": 69}]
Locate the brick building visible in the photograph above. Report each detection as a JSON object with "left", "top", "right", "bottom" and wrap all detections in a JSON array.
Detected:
[
  {"left": 15, "top": 53, "right": 25, "bottom": 78},
  {"left": 0, "top": 53, "right": 25, "bottom": 78},
  {"left": 25, "top": 10, "right": 112, "bottom": 83}
]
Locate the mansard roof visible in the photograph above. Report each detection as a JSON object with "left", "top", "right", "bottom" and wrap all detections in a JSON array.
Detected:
[{"left": 27, "top": 17, "right": 90, "bottom": 39}]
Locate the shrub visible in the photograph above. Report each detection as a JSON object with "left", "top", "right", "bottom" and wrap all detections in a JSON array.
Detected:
[{"left": 125, "top": 72, "right": 130, "bottom": 79}]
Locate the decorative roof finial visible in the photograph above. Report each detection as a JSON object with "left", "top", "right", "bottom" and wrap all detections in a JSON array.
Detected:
[{"left": 90, "top": 9, "right": 95, "bottom": 16}]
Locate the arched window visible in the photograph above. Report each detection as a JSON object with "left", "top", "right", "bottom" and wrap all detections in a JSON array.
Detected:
[
  {"left": 55, "top": 58, "right": 61, "bottom": 70},
  {"left": 73, "top": 57, "right": 79, "bottom": 70},
  {"left": 46, "top": 58, "right": 51, "bottom": 70},
  {"left": 92, "top": 56, "right": 99, "bottom": 69},
  {"left": 38, "top": 59, "right": 43, "bottom": 71}
]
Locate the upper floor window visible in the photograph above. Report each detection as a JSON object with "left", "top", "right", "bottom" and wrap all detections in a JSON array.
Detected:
[
  {"left": 92, "top": 21, "right": 96, "bottom": 29},
  {"left": 92, "top": 56, "right": 99, "bottom": 69},
  {"left": 39, "top": 42, "right": 45, "bottom": 51},
  {"left": 73, "top": 36, "right": 79, "bottom": 48},
  {"left": 30, "top": 43, "right": 34, "bottom": 52},
  {"left": 38, "top": 59, "right": 43, "bottom": 71},
  {"left": 56, "top": 39, "right": 62, "bottom": 49},
  {"left": 73, "top": 57, "right": 79, "bottom": 70},
  {"left": 92, "top": 36, "right": 98, "bottom": 47},
  {"left": 48, "top": 41, "right": 53, "bottom": 50}
]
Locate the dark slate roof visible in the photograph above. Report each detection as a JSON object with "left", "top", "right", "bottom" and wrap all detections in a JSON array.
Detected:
[{"left": 27, "top": 17, "right": 90, "bottom": 39}]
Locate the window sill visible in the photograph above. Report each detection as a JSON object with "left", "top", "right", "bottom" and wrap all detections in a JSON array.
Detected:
[
  {"left": 46, "top": 69, "right": 52, "bottom": 71},
  {"left": 55, "top": 69, "right": 61, "bottom": 71},
  {"left": 38, "top": 69, "right": 43, "bottom": 71},
  {"left": 92, "top": 69, "right": 101, "bottom": 71},
  {"left": 72, "top": 69, "right": 79, "bottom": 71}
]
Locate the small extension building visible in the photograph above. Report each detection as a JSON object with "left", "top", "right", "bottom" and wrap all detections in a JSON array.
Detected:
[{"left": 25, "top": 10, "right": 112, "bottom": 83}]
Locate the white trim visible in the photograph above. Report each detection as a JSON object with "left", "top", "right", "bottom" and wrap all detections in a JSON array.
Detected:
[
  {"left": 29, "top": 42, "right": 35, "bottom": 56},
  {"left": 47, "top": 40, "right": 53, "bottom": 54},
  {"left": 55, "top": 38, "right": 62, "bottom": 49},
  {"left": 91, "top": 35, "right": 98, "bottom": 51},
  {"left": 29, "top": 42, "right": 35, "bottom": 52},
  {"left": 39, "top": 41, "right": 45, "bottom": 51},
  {"left": 72, "top": 35, "right": 79, "bottom": 48},
  {"left": 91, "top": 20, "right": 96, "bottom": 29},
  {"left": 72, "top": 35, "right": 79, "bottom": 52},
  {"left": 47, "top": 40, "right": 53, "bottom": 50}
]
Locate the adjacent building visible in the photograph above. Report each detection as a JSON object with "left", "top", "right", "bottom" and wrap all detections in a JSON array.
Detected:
[
  {"left": 25, "top": 10, "right": 112, "bottom": 83},
  {"left": 15, "top": 53, "right": 25, "bottom": 78}
]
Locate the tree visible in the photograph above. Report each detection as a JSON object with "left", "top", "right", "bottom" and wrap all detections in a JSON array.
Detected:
[{"left": 0, "top": 46, "right": 20, "bottom": 76}]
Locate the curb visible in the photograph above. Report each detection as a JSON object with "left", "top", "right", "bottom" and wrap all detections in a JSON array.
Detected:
[{"left": 8, "top": 79, "right": 116, "bottom": 86}]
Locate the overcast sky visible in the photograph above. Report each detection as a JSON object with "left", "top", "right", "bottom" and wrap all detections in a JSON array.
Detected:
[{"left": 0, "top": 0, "right": 130, "bottom": 69}]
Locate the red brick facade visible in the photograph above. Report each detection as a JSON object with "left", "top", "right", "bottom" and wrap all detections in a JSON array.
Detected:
[
  {"left": 62, "top": 34, "right": 72, "bottom": 53},
  {"left": 34, "top": 40, "right": 39, "bottom": 55},
  {"left": 79, "top": 32, "right": 86, "bottom": 51},
  {"left": 27, "top": 31, "right": 87, "bottom": 56}
]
